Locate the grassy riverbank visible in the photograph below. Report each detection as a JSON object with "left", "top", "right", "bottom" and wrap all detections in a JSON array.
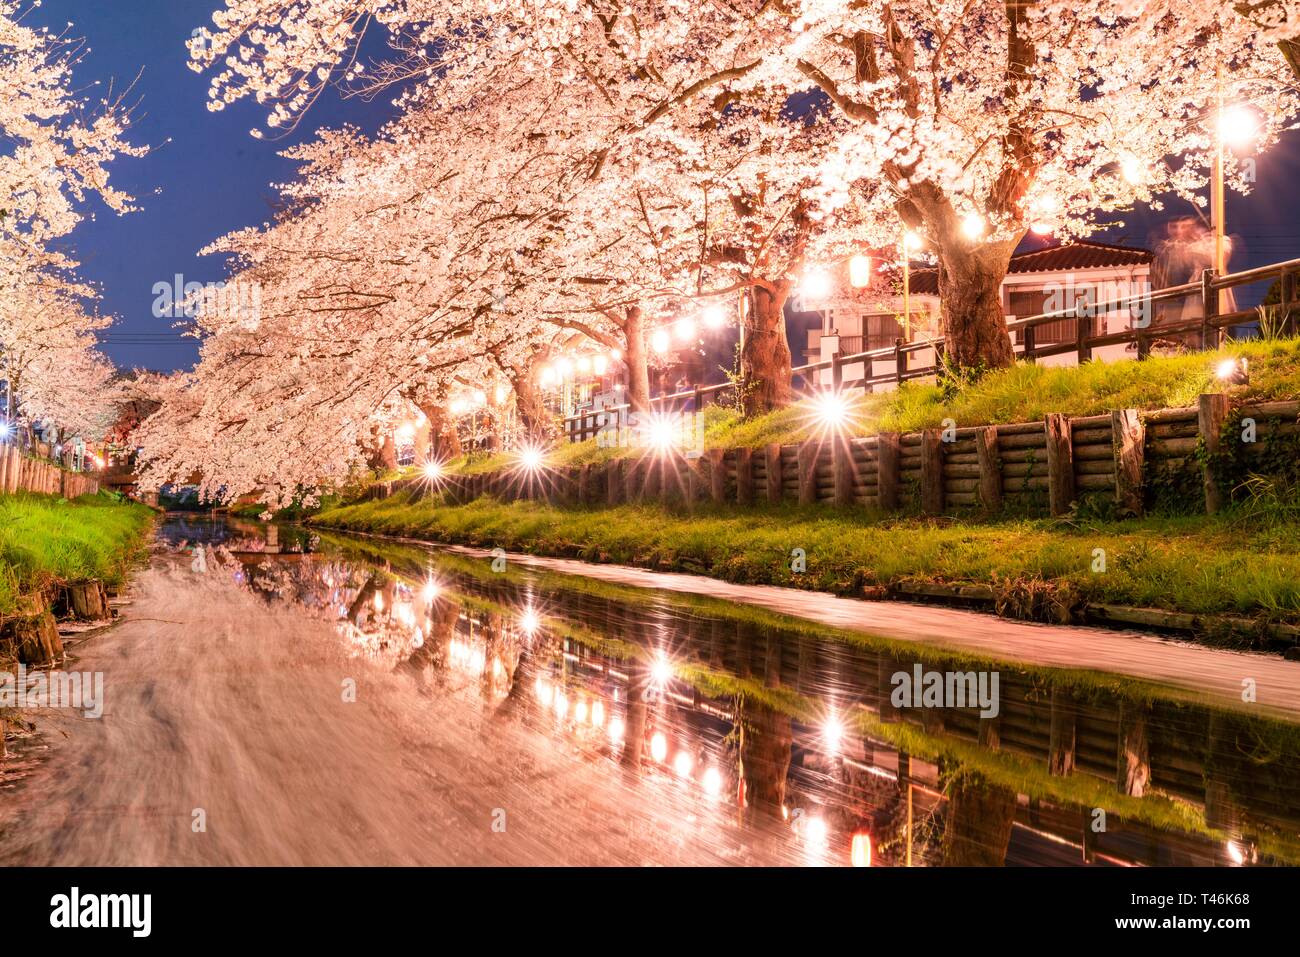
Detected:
[
  {"left": 312, "top": 491, "right": 1300, "bottom": 644},
  {"left": 0, "top": 492, "right": 155, "bottom": 617}
]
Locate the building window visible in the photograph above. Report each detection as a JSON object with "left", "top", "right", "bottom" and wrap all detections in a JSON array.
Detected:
[{"left": 1008, "top": 289, "right": 1076, "bottom": 346}]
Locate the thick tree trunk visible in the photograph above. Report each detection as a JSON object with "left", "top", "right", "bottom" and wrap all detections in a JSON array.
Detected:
[
  {"left": 416, "top": 401, "right": 461, "bottom": 461},
  {"left": 741, "top": 280, "right": 793, "bottom": 417},
  {"left": 623, "top": 306, "right": 651, "bottom": 414},
  {"left": 935, "top": 234, "right": 1018, "bottom": 373},
  {"left": 511, "top": 368, "right": 552, "bottom": 440}
]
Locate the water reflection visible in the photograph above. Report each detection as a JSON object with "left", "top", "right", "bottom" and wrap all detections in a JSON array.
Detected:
[{"left": 174, "top": 516, "right": 1300, "bottom": 867}]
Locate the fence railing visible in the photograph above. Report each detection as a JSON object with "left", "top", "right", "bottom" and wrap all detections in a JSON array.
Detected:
[
  {"left": 0, "top": 444, "right": 100, "bottom": 497},
  {"left": 562, "top": 257, "right": 1300, "bottom": 443}
]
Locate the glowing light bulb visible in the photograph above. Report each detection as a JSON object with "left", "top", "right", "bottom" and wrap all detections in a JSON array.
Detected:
[
  {"left": 423, "top": 461, "right": 443, "bottom": 481},
  {"left": 592, "top": 354, "right": 608, "bottom": 376},
  {"left": 702, "top": 305, "right": 727, "bottom": 329},
  {"left": 903, "top": 231, "right": 924, "bottom": 252},
  {"left": 1120, "top": 154, "right": 1143, "bottom": 185},
  {"left": 849, "top": 254, "right": 872, "bottom": 288},
  {"left": 519, "top": 446, "right": 544, "bottom": 471},
  {"left": 651, "top": 329, "right": 670, "bottom": 354},
  {"left": 961, "top": 213, "right": 985, "bottom": 241},
  {"left": 814, "top": 391, "right": 849, "bottom": 430},
  {"left": 801, "top": 271, "right": 832, "bottom": 300},
  {"left": 675, "top": 318, "right": 697, "bottom": 342},
  {"left": 1218, "top": 104, "right": 1258, "bottom": 149}
]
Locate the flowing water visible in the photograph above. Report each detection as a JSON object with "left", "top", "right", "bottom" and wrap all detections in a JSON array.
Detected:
[{"left": 1, "top": 514, "right": 1298, "bottom": 866}]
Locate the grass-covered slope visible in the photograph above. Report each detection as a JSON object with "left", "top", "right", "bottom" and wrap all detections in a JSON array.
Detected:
[
  {"left": 425, "top": 338, "right": 1300, "bottom": 475},
  {"left": 0, "top": 492, "right": 155, "bottom": 617},
  {"left": 312, "top": 492, "right": 1300, "bottom": 631}
]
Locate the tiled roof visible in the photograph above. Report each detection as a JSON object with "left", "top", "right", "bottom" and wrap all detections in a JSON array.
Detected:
[{"left": 909, "top": 240, "right": 1152, "bottom": 295}]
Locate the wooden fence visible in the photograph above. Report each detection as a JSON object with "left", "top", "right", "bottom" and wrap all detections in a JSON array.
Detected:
[
  {"left": 0, "top": 444, "right": 100, "bottom": 498},
  {"left": 563, "top": 255, "right": 1300, "bottom": 442},
  {"left": 378, "top": 393, "right": 1296, "bottom": 520}
]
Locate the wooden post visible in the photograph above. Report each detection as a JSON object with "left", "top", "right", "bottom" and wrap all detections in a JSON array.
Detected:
[
  {"left": 920, "top": 428, "right": 944, "bottom": 515},
  {"left": 765, "top": 444, "right": 783, "bottom": 504},
  {"left": 577, "top": 464, "right": 592, "bottom": 505},
  {"left": 606, "top": 459, "right": 624, "bottom": 506},
  {"left": 735, "top": 447, "right": 754, "bottom": 506},
  {"left": 1047, "top": 687, "right": 1076, "bottom": 776},
  {"left": 1198, "top": 392, "right": 1230, "bottom": 514},
  {"left": 707, "top": 448, "right": 727, "bottom": 504},
  {"left": 1200, "top": 268, "right": 1217, "bottom": 349},
  {"left": 623, "top": 458, "right": 640, "bottom": 503},
  {"left": 1116, "top": 702, "right": 1150, "bottom": 797},
  {"left": 833, "top": 438, "right": 855, "bottom": 507},
  {"left": 1075, "top": 303, "right": 1092, "bottom": 364},
  {"left": 1044, "top": 413, "right": 1075, "bottom": 516},
  {"left": 643, "top": 457, "right": 661, "bottom": 503},
  {"left": 877, "top": 432, "right": 901, "bottom": 511},
  {"left": 975, "top": 426, "right": 1002, "bottom": 512},
  {"left": 1111, "top": 409, "right": 1145, "bottom": 517},
  {"left": 797, "top": 441, "right": 818, "bottom": 505},
  {"left": 1023, "top": 324, "right": 1036, "bottom": 364}
]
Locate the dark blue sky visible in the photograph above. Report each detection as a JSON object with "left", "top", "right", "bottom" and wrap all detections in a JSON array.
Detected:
[
  {"left": 38, "top": 3, "right": 1300, "bottom": 373},
  {"left": 42, "top": 0, "right": 396, "bottom": 372}
]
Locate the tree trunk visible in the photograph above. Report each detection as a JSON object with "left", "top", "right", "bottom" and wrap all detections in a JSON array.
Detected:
[
  {"left": 416, "top": 402, "right": 461, "bottom": 461},
  {"left": 935, "top": 236, "right": 1018, "bottom": 372},
  {"left": 941, "top": 773, "right": 1017, "bottom": 866},
  {"left": 623, "top": 306, "right": 651, "bottom": 414},
  {"left": 741, "top": 280, "right": 793, "bottom": 417},
  {"left": 511, "top": 368, "right": 552, "bottom": 440}
]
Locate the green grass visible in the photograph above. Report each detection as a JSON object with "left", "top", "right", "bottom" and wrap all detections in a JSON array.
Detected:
[
  {"left": 312, "top": 492, "right": 1300, "bottom": 630},
  {"left": 0, "top": 492, "right": 155, "bottom": 617},
  {"left": 442, "top": 338, "right": 1300, "bottom": 473}
]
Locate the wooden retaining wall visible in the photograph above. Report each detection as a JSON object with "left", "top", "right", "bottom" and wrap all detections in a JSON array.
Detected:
[
  {"left": 383, "top": 394, "right": 1297, "bottom": 520},
  {"left": 0, "top": 445, "right": 100, "bottom": 498}
]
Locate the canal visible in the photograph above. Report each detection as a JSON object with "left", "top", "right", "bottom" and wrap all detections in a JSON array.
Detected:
[{"left": 1, "top": 514, "right": 1297, "bottom": 866}]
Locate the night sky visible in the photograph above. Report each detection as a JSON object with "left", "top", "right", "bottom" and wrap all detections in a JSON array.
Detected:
[{"left": 37, "top": 2, "right": 1300, "bottom": 374}]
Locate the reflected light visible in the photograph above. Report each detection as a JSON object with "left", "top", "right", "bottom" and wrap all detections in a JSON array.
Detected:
[
  {"left": 651, "top": 654, "right": 672, "bottom": 686},
  {"left": 535, "top": 678, "right": 554, "bottom": 707},
  {"left": 1226, "top": 840, "right": 1246, "bottom": 865},
  {"left": 650, "top": 731, "right": 668, "bottom": 763},
  {"left": 824, "top": 715, "right": 844, "bottom": 754},
  {"left": 422, "top": 578, "right": 440, "bottom": 603},
  {"left": 575, "top": 699, "right": 589, "bottom": 724},
  {"left": 591, "top": 700, "right": 605, "bottom": 728},
  {"left": 851, "top": 831, "right": 873, "bottom": 867},
  {"left": 702, "top": 766, "right": 723, "bottom": 797},
  {"left": 805, "top": 816, "right": 828, "bottom": 845},
  {"left": 519, "top": 607, "right": 541, "bottom": 635},
  {"left": 608, "top": 716, "right": 626, "bottom": 743},
  {"left": 673, "top": 750, "right": 693, "bottom": 778},
  {"left": 554, "top": 691, "right": 568, "bottom": 720}
]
